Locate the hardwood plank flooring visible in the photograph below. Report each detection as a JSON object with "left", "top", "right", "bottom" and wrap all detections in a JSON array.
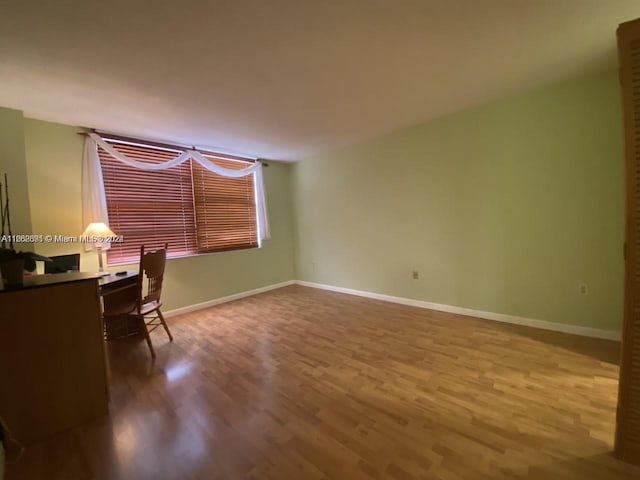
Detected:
[{"left": 5, "top": 285, "right": 640, "bottom": 479}]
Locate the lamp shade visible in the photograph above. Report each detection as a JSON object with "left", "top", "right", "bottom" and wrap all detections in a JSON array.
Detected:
[{"left": 82, "top": 222, "right": 116, "bottom": 250}]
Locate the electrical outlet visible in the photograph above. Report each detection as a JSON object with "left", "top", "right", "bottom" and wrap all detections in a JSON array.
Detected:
[
  {"left": 578, "top": 283, "right": 588, "bottom": 296},
  {"left": 412, "top": 270, "right": 419, "bottom": 280}
]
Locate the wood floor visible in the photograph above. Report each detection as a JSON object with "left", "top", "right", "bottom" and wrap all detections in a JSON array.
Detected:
[{"left": 6, "top": 285, "right": 640, "bottom": 479}]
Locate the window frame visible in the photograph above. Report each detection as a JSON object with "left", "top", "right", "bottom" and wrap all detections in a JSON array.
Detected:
[{"left": 97, "top": 135, "right": 261, "bottom": 266}]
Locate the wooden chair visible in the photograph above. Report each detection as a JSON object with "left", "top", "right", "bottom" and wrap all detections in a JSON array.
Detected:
[{"left": 103, "top": 243, "right": 173, "bottom": 358}]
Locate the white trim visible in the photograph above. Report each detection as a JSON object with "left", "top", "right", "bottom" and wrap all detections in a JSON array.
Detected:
[
  {"left": 295, "top": 281, "right": 621, "bottom": 341},
  {"left": 164, "top": 280, "right": 295, "bottom": 317}
]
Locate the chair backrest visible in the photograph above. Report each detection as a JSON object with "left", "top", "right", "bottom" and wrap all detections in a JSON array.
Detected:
[
  {"left": 44, "top": 253, "right": 80, "bottom": 274},
  {"left": 136, "top": 243, "right": 168, "bottom": 310}
]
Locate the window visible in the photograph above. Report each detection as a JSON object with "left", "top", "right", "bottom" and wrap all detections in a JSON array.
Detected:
[{"left": 98, "top": 137, "right": 258, "bottom": 264}]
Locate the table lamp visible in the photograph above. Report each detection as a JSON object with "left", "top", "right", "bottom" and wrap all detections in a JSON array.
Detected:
[{"left": 81, "top": 222, "right": 115, "bottom": 275}]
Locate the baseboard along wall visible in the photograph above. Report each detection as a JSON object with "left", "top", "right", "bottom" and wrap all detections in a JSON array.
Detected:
[
  {"left": 164, "top": 278, "right": 621, "bottom": 341},
  {"left": 164, "top": 280, "right": 295, "bottom": 318},
  {"left": 296, "top": 280, "right": 621, "bottom": 341}
]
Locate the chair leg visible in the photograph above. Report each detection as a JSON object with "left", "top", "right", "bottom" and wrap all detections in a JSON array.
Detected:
[
  {"left": 140, "top": 315, "right": 156, "bottom": 358},
  {"left": 157, "top": 309, "right": 173, "bottom": 342}
]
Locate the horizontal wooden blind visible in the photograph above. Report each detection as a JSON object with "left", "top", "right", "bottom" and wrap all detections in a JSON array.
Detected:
[
  {"left": 192, "top": 157, "right": 258, "bottom": 253},
  {"left": 98, "top": 138, "right": 258, "bottom": 265},
  {"left": 99, "top": 142, "right": 197, "bottom": 264}
]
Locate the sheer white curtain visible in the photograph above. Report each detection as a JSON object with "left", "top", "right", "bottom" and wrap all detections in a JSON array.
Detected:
[
  {"left": 81, "top": 133, "right": 270, "bottom": 241},
  {"left": 81, "top": 135, "right": 109, "bottom": 228}
]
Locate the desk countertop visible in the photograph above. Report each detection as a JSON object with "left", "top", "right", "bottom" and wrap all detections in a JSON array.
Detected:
[
  {"left": 99, "top": 271, "right": 138, "bottom": 288},
  {"left": 0, "top": 270, "right": 138, "bottom": 293},
  {"left": 0, "top": 271, "right": 100, "bottom": 292}
]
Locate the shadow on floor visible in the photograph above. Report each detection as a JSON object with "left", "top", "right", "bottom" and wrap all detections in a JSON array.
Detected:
[
  {"left": 487, "top": 321, "right": 621, "bottom": 365},
  {"left": 508, "top": 452, "right": 640, "bottom": 479}
]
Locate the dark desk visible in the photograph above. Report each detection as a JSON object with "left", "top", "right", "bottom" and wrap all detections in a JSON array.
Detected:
[
  {"left": 99, "top": 271, "right": 141, "bottom": 340},
  {"left": 0, "top": 273, "right": 108, "bottom": 445},
  {"left": 0, "top": 271, "right": 100, "bottom": 292},
  {"left": 0, "top": 271, "right": 139, "bottom": 294},
  {"left": 4, "top": 271, "right": 142, "bottom": 339},
  {"left": 99, "top": 270, "right": 138, "bottom": 296}
]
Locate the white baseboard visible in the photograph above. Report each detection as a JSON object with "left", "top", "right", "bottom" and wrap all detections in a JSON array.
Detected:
[
  {"left": 161, "top": 278, "right": 620, "bottom": 341},
  {"left": 295, "top": 280, "right": 621, "bottom": 341},
  {"left": 164, "top": 280, "right": 296, "bottom": 317}
]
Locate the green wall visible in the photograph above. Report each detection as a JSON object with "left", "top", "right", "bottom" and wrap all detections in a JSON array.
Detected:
[
  {"left": 23, "top": 118, "right": 295, "bottom": 311},
  {"left": 0, "top": 107, "right": 33, "bottom": 243},
  {"left": 292, "top": 70, "right": 624, "bottom": 332},
  {"left": 4, "top": 68, "right": 626, "bottom": 331}
]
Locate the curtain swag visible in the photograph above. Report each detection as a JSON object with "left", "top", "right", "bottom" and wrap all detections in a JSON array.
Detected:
[{"left": 82, "top": 132, "right": 271, "bottom": 242}]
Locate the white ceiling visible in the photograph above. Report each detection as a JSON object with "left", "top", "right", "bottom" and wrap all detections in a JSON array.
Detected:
[{"left": 0, "top": 1, "right": 639, "bottom": 161}]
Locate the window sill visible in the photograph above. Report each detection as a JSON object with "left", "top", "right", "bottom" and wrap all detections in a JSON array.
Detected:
[{"left": 106, "top": 244, "right": 261, "bottom": 267}]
